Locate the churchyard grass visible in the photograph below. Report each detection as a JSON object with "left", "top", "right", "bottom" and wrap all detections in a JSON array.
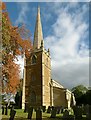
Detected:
[
  {"left": 2, "top": 109, "right": 62, "bottom": 120},
  {"left": 2, "top": 109, "right": 86, "bottom": 120}
]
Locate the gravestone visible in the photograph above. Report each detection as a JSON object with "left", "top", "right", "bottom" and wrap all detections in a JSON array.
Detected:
[
  {"left": 2, "top": 106, "right": 4, "bottom": 115},
  {"left": 10, "top": 107, "right": 13, "bottom": 116},
  {"left": 61, "top": 106, "right": 64, "bottom": 113},
  {"left": 50, "top": 107, "right": 57, "bottom": 118},
  {"left": 10, "top": 105, "right": 14, "bottom": 116},
  {"left": 5, "top": 104, "right": 8, "bottom": 115},
  {"left": 51, "top": 106, "right": 54, "bottom": 110},
  {"left": 47, "top": 106, "right": 51, "bottom": 113},
  {"left": 63, "top": 109, "right": 69, "bottom": 117},
  {"left": 82, "top": 106, "right": 87, "bottom": 115},
  {"left": 62, "top": 109, "right": 75, "bottom": 120},
  {"left": 73, "top": 106, "right": 82, "bottom": 119},
  {"left": 34, "top": 107, "right": 37, "bottom": 112},
  {"left": 42, "top": 106, "right": 46, "bottom": 112},
  {"left": 27, "top": 107, "right": 33, "bottom": 119},
  {"left": 36, "top": 107, "right": 42, "bottom": 120},
  {"left": 88, "top": 105, "right": 91, "bottom": 119},
  {"left": 9, "top": 109, "right": 16, "bottom": 120},
  {"left": 56, "top": 107, "right": 61, "bottom": 114},
  {"left": 86, "top": 105, "right": 91, "bottom": 120}
]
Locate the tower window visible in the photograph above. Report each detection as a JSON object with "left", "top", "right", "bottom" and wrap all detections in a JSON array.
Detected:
[
  {"left": 30, "top": 91, "right": 36, "bottom": 104},
  {"left": 31, "top": 55, "right": 37, "bottom": 64},
  {"left": 31, "top": 74, "right": 36, "bottom": 81}
]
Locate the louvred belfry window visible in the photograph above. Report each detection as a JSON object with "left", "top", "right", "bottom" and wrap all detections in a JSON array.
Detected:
[{"left": 31, "top": 55, "right": 37, "bottom": 64}]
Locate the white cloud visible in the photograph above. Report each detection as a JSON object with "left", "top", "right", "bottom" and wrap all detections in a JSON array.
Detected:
[
  {"left": 52, "top": 57, "right": 89, "bottom": 88},
  {"left": 15, "top": 3, "right": 29, "bottom": 25},
  {"left": 15, "top": 56, "right": 24, "bottom": 78},
  {"left": 14, "top": 2, "right": 89, "bottom": 89},
  {"left": 44, "top": 3, "right": 89, "bottom": 89}
]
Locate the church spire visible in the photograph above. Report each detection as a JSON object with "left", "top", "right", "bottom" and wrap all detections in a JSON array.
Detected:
[{"left": 33, "top": 6, "right": 43, "bottom": 50}]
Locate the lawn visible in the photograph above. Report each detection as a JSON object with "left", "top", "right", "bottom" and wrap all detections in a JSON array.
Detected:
[
  {"left": 2, "top": 109, "right": 62, "bottom": 120},
  {"left": 2, "top": 109, "right": 87, "bottom": 120}
]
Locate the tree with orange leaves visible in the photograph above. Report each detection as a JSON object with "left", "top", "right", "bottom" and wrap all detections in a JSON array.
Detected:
[{"left": 1, "top": 2, "right": 32, "bottom": 95}]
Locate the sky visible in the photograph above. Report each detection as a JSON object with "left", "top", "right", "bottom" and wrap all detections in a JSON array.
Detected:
[{"left": 5, "top": 2, "right": 90, "bottom": 89}]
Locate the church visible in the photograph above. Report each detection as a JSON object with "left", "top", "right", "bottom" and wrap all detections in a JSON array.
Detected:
[{"left": 22, "top": 7, "right": 76, "bottom": 109}]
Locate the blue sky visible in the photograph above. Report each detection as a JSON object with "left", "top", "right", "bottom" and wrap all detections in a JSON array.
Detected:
[
  {"left": 6, "top": 2, "right": 59, "bottom": 40},
  {"left": 5, "top": 2, "right": 90, "bottom": 89}
]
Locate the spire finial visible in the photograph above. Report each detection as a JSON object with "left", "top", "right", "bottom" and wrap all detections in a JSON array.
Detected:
[
  {"left": 38, "top": 5, "right": 40, "bottom": 13},
  {"left": 33, "top": 6, "right": 43, "bottom": 50}
]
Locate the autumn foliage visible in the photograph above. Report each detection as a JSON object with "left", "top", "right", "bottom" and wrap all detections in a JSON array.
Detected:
[{"left": 1, "top": 2, "right": 32, "bottom": 94}]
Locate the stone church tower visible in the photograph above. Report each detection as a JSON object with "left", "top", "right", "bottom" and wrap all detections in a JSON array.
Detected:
[
  {"left": 22, "top": 7, "right": 51, "bottom": 109},
  {"left": 22, "top": 7, "right": 76, "bottom": 109}
]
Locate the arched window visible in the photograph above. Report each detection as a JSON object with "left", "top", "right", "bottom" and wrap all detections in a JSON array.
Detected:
[
  {"left": 31, "top": 55, "right": 37, "bottom": 64},
  {"left": 30, "top": 91, "right": 36, "bottom": 104}
]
